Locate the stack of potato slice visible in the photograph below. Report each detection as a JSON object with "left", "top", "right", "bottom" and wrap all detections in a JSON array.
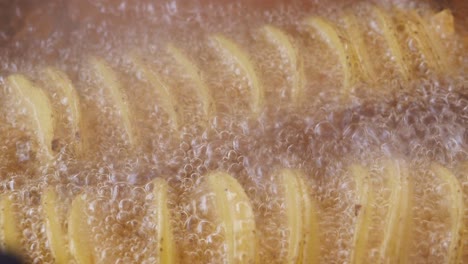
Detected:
[{"left": 0, "top": 3, "right": 465, "bottom": 264}]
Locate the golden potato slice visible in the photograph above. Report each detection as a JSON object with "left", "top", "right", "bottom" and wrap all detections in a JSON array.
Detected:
[
  {"left": 379, "top": 160, "right": 412, "bottom": 264},
  {"left": 152, "top": 178, "right": 178, "bottom": 263},
  {"left": 188, "top": 171, "right": 257, "bottom": 263},
  {"left": 127, "top": 54, "right": 179, "bottom": 129},
  {"left": 167, "top": 44, "right": 215, "bottom": 119},
  {"left": 206, "top": 172, "right": 256, "bottom": 263},
  {"left": 68, "top": 194, "right": 95, "bottom": 264},
  {"left": 0, "top": 195, "right": 22, "bottom": 254},
  {"left": 305, "top": 17, "right": 359, "bottom": 91},
  {"left": 277, "top": 169, "right": 319, "bottom": 263},
  {"left": 455, "top": 162, "right": 468, "bottom": 263},
  {"left": 42, "top": 187, "right": 72, "bottom": 264},
  {"left": 210, "top": 35, "right": 264, "bottom": 114},
  {"left": 342, "top": 13, "right": 375, "bottom": 83},
  {"left": 408, "top": 10, "right": 453, "bottom": 74},
  {"left": 41, "top": 68, "right": 82, "bottom": 154},
  {"left": 430, "top": 9, "right": 455, "bottom": 36},
  {"left": 6, "top": 74, "right": 54, "bottom": 161},
  {"left": 395, "top": 9, "right": 445, "bottom": 73},
  {"left": 430, "top": 164, "right": 464, "bottom": 264},
  {"left": 261, "top": 26, "right": 305, "bottom": 104},
  {"left": 349, "top": 164, "right": 373, "bottom": 264},
  {"left": 371, "top": 7, "right": 410, "bottom": 80},
  {"left": 88, "top": 57, "right": 135, "bottom": 146}
]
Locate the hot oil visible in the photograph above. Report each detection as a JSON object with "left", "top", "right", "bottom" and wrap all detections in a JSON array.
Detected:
[{"left": 0, "top": 0, "right": 467, "bottom": 263}]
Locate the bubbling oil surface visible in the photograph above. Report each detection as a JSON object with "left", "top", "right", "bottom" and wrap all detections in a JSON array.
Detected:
[{"left": 0, "top": 0, "right": 467, "bottom": 263}]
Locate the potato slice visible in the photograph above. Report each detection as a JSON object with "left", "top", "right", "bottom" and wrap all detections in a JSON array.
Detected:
[
  {"left": 42, "top": 187, "right": 72, "bottom": 264},
  {"left": 206, "top": 172, "right": 256, "bottom": 263},
  {"left": 261, "top": 26, "right": 305, "bottom": 104},
  {"left": 0, "top": 195, "right": 22, "bottom": 254},
  {"left": 342, "top": 13, "right": 375, "bottom": 83},
  {"left": 305, "top": 17, "right": 359, "bottom": 91},
  {"left": 68, "top": 194, "right": 95, "bottom": 264},
  {"left": 41, "top": 68, "right": 82, "bottom": 154},
  {"left": 430, "top": 9, "right": 455, "bottom": 37},
  {"left": 395, "top": 9, "right": 444, "bottom": 73},
  {"left": 6, "top": 74, "right": 54, "bottom": 161},
  {"left": 88, "top": 57, "right": 135, "bottom": 146},
  {"left": 430, "top": 164, "right": 464, "bottom": 264},
  {"left": 379, "top": 160, "right": 412, "bottom": 264},
  {"left": 210, "top": 35, "right": 264, "bottom": 114},
  {"left": 127, "top": 54, "right": 179, "bottom": 129},
  {"left": 152, "top": 178, "right": 178, "bottom": 263},
  {"left": 277, "top": 169, "right": 319, "bottom": 263},
  {"left": 349, "top": 164, "right": 373, "bottom": 264},
  {"left": 167, "top": 44, "right": 215, "bottom": 118},
  {"left": 371, "top": 7, "right": 410, "bottom": 80},
  {"left": 189, "top": 171, "right": 257, "bottom": 263},
  {"left": 455, "top": 162, "right": 468, "bottom": 263},
  {"left": 407, "top": 10, "right": 452, "bottom": 74}
]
